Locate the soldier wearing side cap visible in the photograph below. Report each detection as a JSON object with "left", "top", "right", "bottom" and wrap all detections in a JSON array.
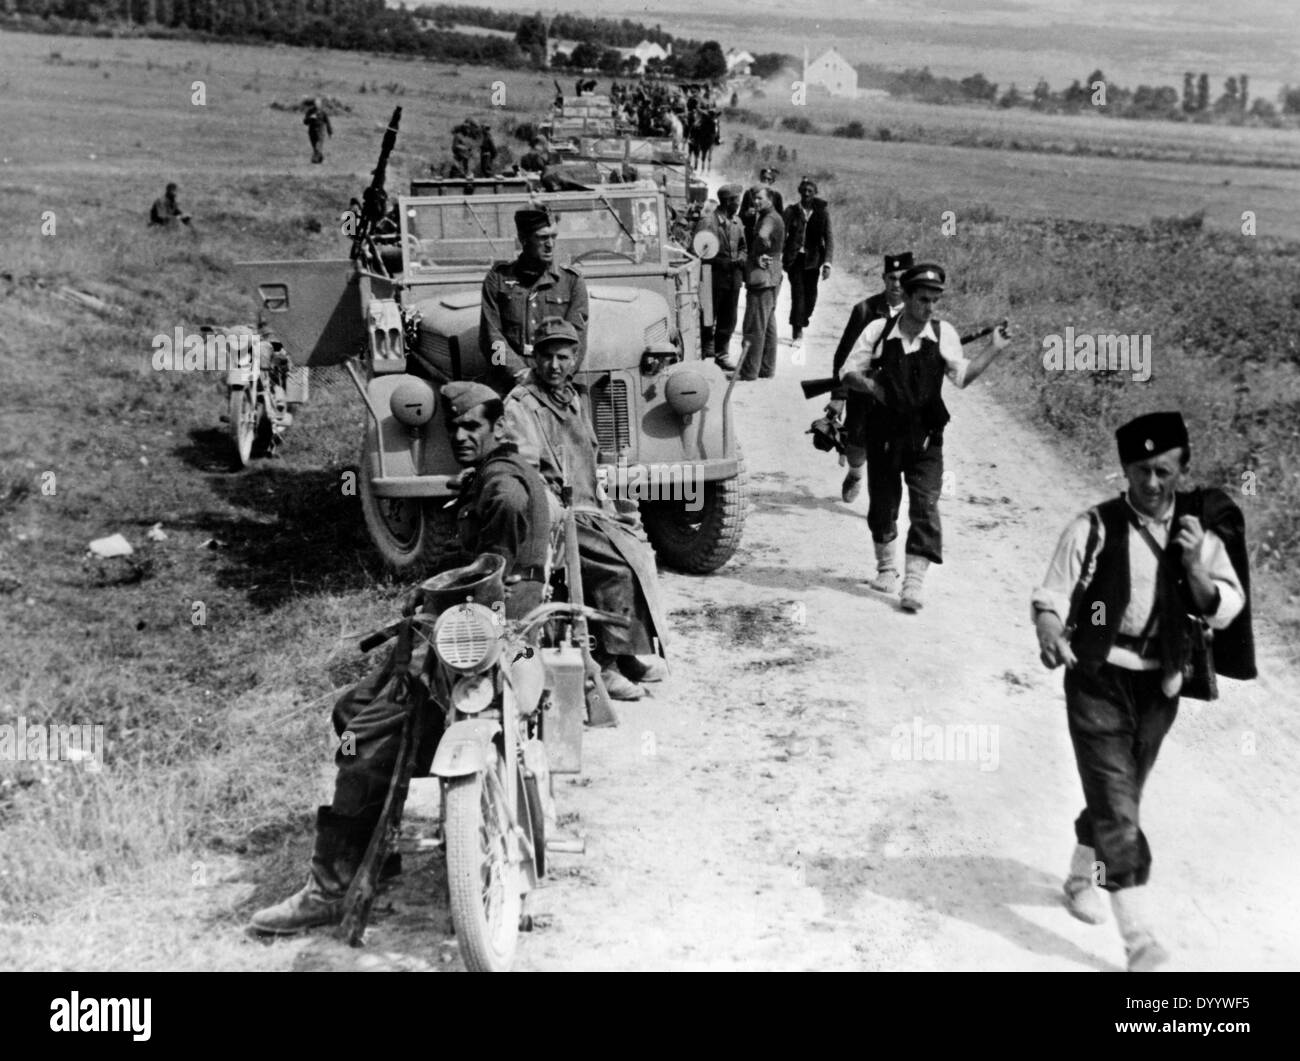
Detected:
[
  {"left": 840, "top": 263, "right": 1011, "bottom": 611},
  {"left": 700, "top": 184, "right": 747, "bottom": 370},
  {"left": 502, "top": 317, "right": 670, "bottom": 701},
  {"left": 247, "top": 382, "right": 553, "bottom": 938},
  {"left": 479, "top": 208, "right": 589, "bottom": 395},
  {"left": 827, "top": 251, "right": 913, "bottom": 502},
  {"left": 1031, "top": 411, "right": 1253, "bottom": 972}
]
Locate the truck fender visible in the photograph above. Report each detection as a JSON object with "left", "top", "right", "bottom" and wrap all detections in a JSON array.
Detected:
[{"left": 430, "top": 718, "right": 501, "bottom": 778}]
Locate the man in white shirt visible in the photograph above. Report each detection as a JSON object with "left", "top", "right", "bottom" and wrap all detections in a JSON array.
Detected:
[
  {"left": 840, "top": 263, "right": 1010, "bottom": 609},
  {"left": 1032, "top": 411, "right": 1248, "bottom": 972}
]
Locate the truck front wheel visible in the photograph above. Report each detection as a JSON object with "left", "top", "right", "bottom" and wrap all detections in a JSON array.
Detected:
[
  {"left": 358, "top": 459, "right": 463, "bottom": 575},
  {"left": 641, "top": 448, "right": 748, "bottom": 574}
]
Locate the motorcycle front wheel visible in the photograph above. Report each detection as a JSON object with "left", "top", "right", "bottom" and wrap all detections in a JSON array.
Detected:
[
  {"left": 228, "top": 387, "right": 258, "bottom": 468},
  {"left": 444, "top": 745, "right": 522, "bottom": 972}
]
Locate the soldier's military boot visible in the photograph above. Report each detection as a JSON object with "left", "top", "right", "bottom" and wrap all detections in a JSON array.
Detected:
[
  {"left": 1062, "top": 843, "right": 1108, "bottom": 925},
  {"left": 869, "top": 540, "right": 900, "bottom": 594},
  {"left": 899, "top": 555, "right": 929, "bottom": 612},
  {"left": 247, "top": 807, "right": 371, "bottom": 936},
  {"left": 1111, "top": 886, "right": 1171, "bottom": 972}
]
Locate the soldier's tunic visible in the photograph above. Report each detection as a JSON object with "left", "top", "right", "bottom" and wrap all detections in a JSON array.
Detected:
[
  {"left": 502, "top": 379, "right": 668, "bottom": 658},
  {"left": 842, "top": 315, "right": 970, "bottom": 562},
  {"left": 329, "top": 444, "right": 552, "bottom": 823},
  {"left": 479, "top": 260, "right": 588, "bottom": 395},
  {"left": 831, "top": 291, "right": 900, "bottom": 450}
]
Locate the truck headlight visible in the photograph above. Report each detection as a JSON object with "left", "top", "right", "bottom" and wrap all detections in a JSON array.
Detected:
[
  {"left": 664, "top": 368, "right": 709, "bottom": 416},
  {"left": 433, "top": 603, "right": 502, "bottom": 674}
]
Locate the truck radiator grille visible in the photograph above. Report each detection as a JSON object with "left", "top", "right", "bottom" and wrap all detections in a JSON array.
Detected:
[{"left": 592, "top": 380, "right": 631, "bottom": 456}]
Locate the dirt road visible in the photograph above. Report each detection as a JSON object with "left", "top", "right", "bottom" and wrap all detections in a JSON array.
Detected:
[{"left": 282, "top": 263, "right": 1300, "bottom": 974}]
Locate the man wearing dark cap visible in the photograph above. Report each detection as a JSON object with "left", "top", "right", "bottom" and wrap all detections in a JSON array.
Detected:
[
  {"left": 740, "top": 167, "right": 784, "bottom": 248},
  {"left": 701, "top": 184, "right": 747, "bottom": 370},
  {"left": 479, "top": 207, "right": 589, "bottom": 395},
  {"left": 502, "top": 317, "right": 669, "bottom": 700},
  {"left": 781, "top": 177, "right": 834, "bottom": 348},
  {"left": 737, "top": 185, "right": 785, "bottom": 381},
  {"left": 247, "top": 382, "right": 552, "bottom": 936},
  {"left": 841, "top": 262, "right": 1010, "bottom": 610},
  {"left": 1032, "top": 411, "right": 1252, "bottom": 971},
  {"left": 828, "top": 252, "right": 913, "bottom": 502}
]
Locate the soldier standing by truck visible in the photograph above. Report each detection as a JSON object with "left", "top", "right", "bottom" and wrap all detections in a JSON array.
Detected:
[
  {"left": 701, "top": 184, "right": 747, "bottom": 371},
  {"left": 479, "top": 208, "right": 589, "bottom": 395},
  {"left": 736, "top": 186, "right": 784, "bottom": 381}
]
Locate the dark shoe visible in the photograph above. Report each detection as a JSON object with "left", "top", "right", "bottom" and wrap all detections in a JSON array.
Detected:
[{"left": 841, "top": 470, "right": 863, "bottom": 503}]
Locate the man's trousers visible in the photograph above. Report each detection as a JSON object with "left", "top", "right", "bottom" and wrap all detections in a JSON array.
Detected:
[
  {"left": 739, "top": 283, "right": 779, "bottom": 379},
  {"left": 865, "top": 432, "right": 944, "bottom": 563},
  {"left": 711, "top": 267, "right": 743, "bottom": 358},
  {"left": 1065, "top": 661, "right": 1179, "bottom": 891},
  {"left": 786, "top": 258, "right": 821, "bottom": 330}
]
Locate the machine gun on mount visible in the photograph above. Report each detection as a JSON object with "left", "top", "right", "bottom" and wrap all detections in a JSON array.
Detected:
[
  {"left": 349, "top": 106, "right": 403, "bottom": 265},
  {"left": 799, "top": 318, "right": 1008, "bottom": 400}
]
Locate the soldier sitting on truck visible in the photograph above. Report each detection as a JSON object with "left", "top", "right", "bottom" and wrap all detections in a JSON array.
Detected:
[
  {"left": 479, "top": 208, "right": 589, "bottom": 396},
  {"left": 503, "top": 318, "right": 669, "bottom": 701}
]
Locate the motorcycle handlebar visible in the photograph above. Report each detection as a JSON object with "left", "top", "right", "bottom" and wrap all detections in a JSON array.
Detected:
[{"left": 355, "top": 601, "right": 630, "bottom": 652}]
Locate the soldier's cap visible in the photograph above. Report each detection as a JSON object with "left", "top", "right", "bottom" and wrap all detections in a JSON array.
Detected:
[
  {"left": 533, "top": 317, "right": 581, "bottom": 351},
  {"left": 883, "top": 252, "right": 914, "bottom": 275},
  {"left": 718, "top": 183, "right": 742, "bottom": 201},
  {"left": 515, "top": 208, "right": 557, "bottom": 239},
  {"left": 1116, "top": 411, "right": 1189, "bottom": 465},
  {"left": 901, "top": 263, "right": 946, "bottom": 292},
  {"left": 759, "top": 166, "right": 778, "bottom": 181},
  {"left": 441, "top": 380, "right": 501, "bottom": 419}
]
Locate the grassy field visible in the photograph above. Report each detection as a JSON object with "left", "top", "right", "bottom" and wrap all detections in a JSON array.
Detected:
[{"left": 2, "top": 28, "right": 1299, "bottom": 962}]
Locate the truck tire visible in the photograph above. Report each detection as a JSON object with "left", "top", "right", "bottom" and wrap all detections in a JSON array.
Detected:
[
  {"left": 642, "top": 446, "right": 748, "bottom": 574},
  {"left": 358, "top": 457, "right": 463, "bottom": 575}
]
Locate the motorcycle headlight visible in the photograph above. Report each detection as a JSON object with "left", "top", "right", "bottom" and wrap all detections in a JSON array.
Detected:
[
  {"left": 433, "top": 602, "right": 502, "bottom": 674},
  {"left": 451, "top": 673, "right": 495, "bottom": 715}
]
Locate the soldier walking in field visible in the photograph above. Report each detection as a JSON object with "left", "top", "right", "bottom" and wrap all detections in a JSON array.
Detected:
[
  {"left": 303, "top": 99, "right": 332, "bottom": 164},
  {"left": 1032, "top": 411, "right": 1253, "bottom": 971},
  {"left": 827, "top": 252, "right": 913, "bottom": 502},
  {"left": 839, "top": 263, "right": 1010, "bottom": 610}
]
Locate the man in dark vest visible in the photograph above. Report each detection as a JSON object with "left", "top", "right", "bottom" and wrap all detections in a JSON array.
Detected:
[
  {"left": 1032, "top": 411, "right": 1253, "bottom": 972},
  {"left": 247, "top": 383, "right": 552, "bottom": 935},
  {"left": 828, "top": 251, "right": 913, "bottom": 502},
  {"left": 781, "top": 176, "right": 834, "bottom": 348},
  {"left": 840, "top": 263, "right": 1010, "bottom": 609}
]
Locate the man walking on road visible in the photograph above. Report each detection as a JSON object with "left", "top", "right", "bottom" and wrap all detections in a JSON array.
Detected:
[
  {"left": 840, "top": 263, "right": 1010, "bottom": 610},
  {"left": 828, "top": 251, "right": 912, "bottom": 502},
  {"left": 703, "top": 184, "right": 747, "bottom": 371},
  {"left": 782, "top": 177, "right": 833, "bottom": 349},
  {"left": 736, "top": 186, "right": 785, "bottom": 381},
  {"left": 1032, "top": 411, "right": 1253, "bottom": 971}
]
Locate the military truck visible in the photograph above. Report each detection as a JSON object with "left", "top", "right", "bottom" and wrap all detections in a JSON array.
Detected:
[{"left": 237, "top": 173, "right": 746, "bottom": 576}]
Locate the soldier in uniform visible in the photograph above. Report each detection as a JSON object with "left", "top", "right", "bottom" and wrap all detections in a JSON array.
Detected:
[
  {"left": 827, "top": 252, "right": 913, "bottom": 502},
  {"left": 479, "top": 207, "right": 589, "bottom": 395},
  {"left": 1032, "top": 412, "right": 1251, "bottom": 972},
  {"left": 247, "top": 383, "right": 552, "bottom": 936},
  {"left": 449, "top": 117, "right": 482, "bottom": 178},
  {"left": 148, "top": 182, "right": 191, "bottom": 227},
  {"left": 781, "top": 177, "right": 834, "bottom": 348},
  {"left": 503, "top": 318, "right": 669, "bottom": 701},
  {"left": 303, "top": 99, "right": 332, "bottom": 164},
  {"left": 840, "top": 263, "right": 1010, "bottom": 610},
  {"left": 519, "top": 137, "right": 551, "bottom": 174},
  {"left": 702, "top": 184, "right": 747, "bottom": 371}
]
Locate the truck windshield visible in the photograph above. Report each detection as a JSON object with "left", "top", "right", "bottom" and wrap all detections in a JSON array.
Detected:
[{"left": 403, "top": 196, "right": 661, "bottom": 271}]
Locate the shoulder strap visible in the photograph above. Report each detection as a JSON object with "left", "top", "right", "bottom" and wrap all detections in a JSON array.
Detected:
[
  {"left": 871, "top": 312, "right": 900, "bottom": 357},
  {"left": 1065, "top": 508, "right": 1102, "bottom": 632}
]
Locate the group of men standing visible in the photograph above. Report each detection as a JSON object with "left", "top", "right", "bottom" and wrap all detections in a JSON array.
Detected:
[{"left": 699, "top": 168, "right": 834, "bottom": 380}]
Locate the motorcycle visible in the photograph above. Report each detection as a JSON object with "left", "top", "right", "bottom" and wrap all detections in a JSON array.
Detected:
[
  {"left": 208, "top": 324, "right": 299, "bottom": 469},
  {"left": 339, "top": 545, "right": 626, "bottom": 972}
]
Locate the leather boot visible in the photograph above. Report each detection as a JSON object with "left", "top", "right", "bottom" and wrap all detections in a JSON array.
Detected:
[
  {"left": 1062, "top": 843, "right": 1108, "bottom": 925},
  {"left": 899, "top": 554, "right": 929, "bottom": 612},
  {"left": 869, "top": 539, "right": 899, "bottom": 594},
  {"left": 1110, "top": 886, "right": 1171, "bottom": 971},
  {"left": 247, "top": 807, "right": 372, "bottom": 936}
]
